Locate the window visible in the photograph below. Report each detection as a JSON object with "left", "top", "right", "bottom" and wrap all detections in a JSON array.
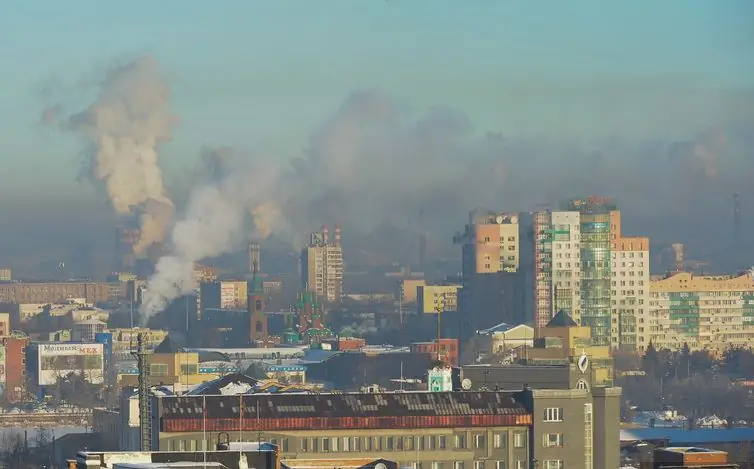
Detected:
[
  {"left": 438, "top": 435, "right": 447, "bottom": 449},
  {"left": 493, "top": 432, "right": 506, "bottom": 449},
  {"left": 515, "top": 462, "right": 526, "bottom": 469},
  {"left": 474, "top": 462, "right": 486, "bottom": 469},
  {"left": 386, "top": 436, "right": 394, "bottom": 450},
  {"left": 543, "top": 461, "right": 564, "bottom": 469},
  {"left": 150, "top": 363, "right": 168, "bottom": 376},
  {"left": 454, "top": 463, "right": 465, "bottom": 469},
  {"left": 455, "top": 434, "right": 467, "bottom": 449},
  {"left": 544, "top": 407, "right": 563, "bottom": 422},
  {"left": 496, "top": 462, "right": 506, "bottom": 469},
  {"left": 474, "top": 434, "right": 486, "bottom": 449},
  {"left": 431, "top": 463, "right": 444, "bottom": 469},
  {"left": 321, "top": 438, "right": 330, "bottom": 452},
  {"left": 513, "top": 432, "right": 527, "bottom": 448},
  {"left": 180, "top": 364, "right": 198, "bottom": 375},
  {"left": 543, "top": 433, "right": 564, "bottom": 447}
]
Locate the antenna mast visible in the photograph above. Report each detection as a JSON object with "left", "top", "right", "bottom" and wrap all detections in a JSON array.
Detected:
[
  {"left": 734, "top": 193, "right": 741, "bottom": 247},
  {"left": 132, "top": 333, "right": 153, "bottom": 451}
]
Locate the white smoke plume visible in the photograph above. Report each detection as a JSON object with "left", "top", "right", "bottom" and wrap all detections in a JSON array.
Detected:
[
  {"left": 43, "top": 55, "right": 177, "bottom": 255},
  {"left": 140, "top": 152, "right": 282, "bottom": 318}
]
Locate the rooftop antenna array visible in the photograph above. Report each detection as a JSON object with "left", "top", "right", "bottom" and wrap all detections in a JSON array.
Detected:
[{"left": 132, "top": 333, "right": 153, "bottom": 451}]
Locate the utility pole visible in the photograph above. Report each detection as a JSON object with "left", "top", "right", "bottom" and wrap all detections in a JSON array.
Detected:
[{"left": 132, "top": 333, "right": 152, "bottom": 451}]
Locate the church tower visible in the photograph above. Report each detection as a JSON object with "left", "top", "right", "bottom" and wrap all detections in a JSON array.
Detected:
[{"left": 248, "top": 260, "right": 268, "bottom": 344}]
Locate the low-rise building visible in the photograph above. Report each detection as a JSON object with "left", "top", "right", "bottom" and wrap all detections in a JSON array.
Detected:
[
  {"left": 27, "top": 341, "right": 105, "bottom": 386},
  {"left": 410, "top": 338, "right": 459, "bottom": 367}
]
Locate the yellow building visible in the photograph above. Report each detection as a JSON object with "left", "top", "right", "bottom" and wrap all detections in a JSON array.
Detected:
[
  {"left": 396, "top": 279, "right": 426, "bottom": 304},
  {"left": 110, "top": 328, "right": 169, "bottom": 352},
  {"left": 416, "top": 285, "right": 460, "bottom": 314},
  {"left": 525, "top": 310, "right": 614, "bottom": 387},
  {"left": 645, "top": 271, "right": 754, "bottom": 353},
  {"left": 118, "top": 337, "right": 216, "bottom": 388},
  {"left": 0, "top": 312, "right": 9, "bottom": 337}
]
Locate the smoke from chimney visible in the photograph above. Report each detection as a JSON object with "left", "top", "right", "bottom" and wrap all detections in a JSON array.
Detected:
[{"left": 42, "top": 55, "right": 177, "bottom": 256}]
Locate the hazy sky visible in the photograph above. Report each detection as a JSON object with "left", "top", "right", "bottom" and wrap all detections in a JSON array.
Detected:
[{"left": 0, "top": 0, "right": 752, "bottom": 199}]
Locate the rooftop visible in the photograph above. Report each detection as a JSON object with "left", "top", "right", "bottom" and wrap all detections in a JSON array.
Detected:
[
  {"left": 659, "top": 447, "right": 727, "bottom": 454},
  {"left": 160, "top": 390, "right": 529, "bottom": 420}
]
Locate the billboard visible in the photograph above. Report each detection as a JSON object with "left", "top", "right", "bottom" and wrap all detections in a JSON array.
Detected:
[{"left": 37, "top": 342, "right": 104, "bottom": 386}]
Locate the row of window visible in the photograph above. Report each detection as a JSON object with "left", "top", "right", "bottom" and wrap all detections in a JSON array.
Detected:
[{"left": 297, "top": 432, "right": 527, "bottom": 453}]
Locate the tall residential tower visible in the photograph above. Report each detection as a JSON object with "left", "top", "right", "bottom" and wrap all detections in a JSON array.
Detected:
[
  {"left": 300, "top": 224, "right": 344, "bottom": 303},
  {"left": 534, "top": 197, "right": 649, "bottom": 349}
]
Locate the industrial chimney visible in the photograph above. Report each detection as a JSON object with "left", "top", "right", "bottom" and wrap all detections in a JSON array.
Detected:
[
  {"left": 671, "top": 243, "right": 684, "bottom": 272},
  {"left": 322, "top": 225, "right": 330, "bottom": 244},
  {"left": 334, "top": 223, "right": 341, "bottom": 247},
  {"left": 249, "top": 242, "right": 261, "bottom": 273}
]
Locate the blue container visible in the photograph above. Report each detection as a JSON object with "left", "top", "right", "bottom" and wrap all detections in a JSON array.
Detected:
[{"left": 95, "top": 332, "right": 113, "bottom": 363}]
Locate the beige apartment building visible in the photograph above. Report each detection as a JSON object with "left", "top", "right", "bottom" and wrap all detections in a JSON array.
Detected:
[
  {"left": 396, "top": 278, "right": 426, "bottom": 304},
  {"left": 609, "top": 211, "right": 650, "bottom": 351},
  {"left": 644, "top": 271, "right": 754, "bottom": 354},
  {"left": 301, "top": 225, "right": 343, "bottom": 303}
]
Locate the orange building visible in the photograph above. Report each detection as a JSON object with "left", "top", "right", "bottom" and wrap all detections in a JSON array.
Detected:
[{"left": 411, "top": 338, "right": 459, "bottom": 367}]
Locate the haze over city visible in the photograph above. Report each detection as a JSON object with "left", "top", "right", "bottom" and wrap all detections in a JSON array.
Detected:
[{"left": 0, "top": 0, "right": 751, "bottom": 279}]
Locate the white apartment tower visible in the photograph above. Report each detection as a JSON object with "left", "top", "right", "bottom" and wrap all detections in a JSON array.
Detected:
[
  {"left": 301, "top": 224, "right": 344, "bottom": 303},
  {"left": 534, "top": 198, "right": 649, "bottom": 349}
]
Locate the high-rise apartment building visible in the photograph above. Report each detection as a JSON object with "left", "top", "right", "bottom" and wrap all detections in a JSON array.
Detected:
[
  {"left": 457, "top": 210, "right": 534, "bottom": 337},
  {"left": 534, "top": 197, "right": 649, "bottom": 349},
  {"left": 644, "top": 271, "right": 754, "bottom": 353},
  {"left": 609, "top": 211, "right": 650, "bottom": 350},
  {"left": 300, "top": 224, "right": 343, "bottom": 303}
]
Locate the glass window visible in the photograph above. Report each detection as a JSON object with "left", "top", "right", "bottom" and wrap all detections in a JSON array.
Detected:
[
  {"left": 474, "top": 434, "right": 486, "bottom": 449},
  {"left": 514, "top": 432, "right": 527, "bottom": 448},
  {"left": 543, "top": 407, "right": 563, "bottom": 422},
  {"left": 493, "top": 432, "right": 507, "bottom": 449}
]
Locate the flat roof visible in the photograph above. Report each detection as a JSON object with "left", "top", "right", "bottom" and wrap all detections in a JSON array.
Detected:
[{"left": 659, "top": 446, "right": 727, "bottom": 454}]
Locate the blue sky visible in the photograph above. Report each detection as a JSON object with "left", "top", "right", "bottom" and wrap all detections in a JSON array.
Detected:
[{"left": 0, "top": 0, "right": 752, "bottom": 198}]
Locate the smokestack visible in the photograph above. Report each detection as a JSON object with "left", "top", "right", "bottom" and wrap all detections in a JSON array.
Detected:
[
  {"left": 334, "top": 223, "right": 341, "bottom": 247},
  {"left": 322, "top": 225, "right": 330, "bottom": 244},
  {"left": 672, "top": 243, "right": 684, "bottom": 272},
  {"left": 249, "top": 242, "right": 261, "bottom": 273},
  {"left": 734, "top": 193, "right": 741, "bottom": 247},
  {"left": 419, "top": 232, "right": 427, "bottom": 273}
]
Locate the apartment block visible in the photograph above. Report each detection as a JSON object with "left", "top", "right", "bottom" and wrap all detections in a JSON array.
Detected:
[
  {"left": 457, "top": 210, "right": 534, "bottom": 337},
  {"left": 534, "top": 197, "right": 649, "bottom": 349},
  {"left": 300, "top": 225, "right": 343, "bottom": 303},
  {"left": 645, "top": 271, "right": 754, "bottom": 353},
  {"left": 610, "top": 211, "right": 650, "bottom": 350}
]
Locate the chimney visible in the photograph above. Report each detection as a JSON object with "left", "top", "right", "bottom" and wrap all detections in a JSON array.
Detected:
[
  {"left": 249, "top": 242, "right": 261, "bottom": 273},
  {"left": 334, "top": 223, "right": 341, "bottom": 247},
  {"left": 322, "top": 225, "right": 330, "bottom": 244}
]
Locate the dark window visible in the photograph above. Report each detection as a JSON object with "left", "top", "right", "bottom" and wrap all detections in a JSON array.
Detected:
[{"left": 255, "top": 321, "right": 263, "bottom": 333}]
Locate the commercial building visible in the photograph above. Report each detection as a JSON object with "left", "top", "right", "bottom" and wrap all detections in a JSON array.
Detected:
[
  {"left": 72, "top": 319, "right": 107, "bottom": 342},
  {"left": 151, "top": 390, "right": 533, "bottom": 467},
  {"left": 109, "top": 328, "right": 169, "bottom": 353},
  {"left": 463, "top": 311, "right": 621, "bottom": 468},
  {"left": 0, "top": 312, "right": 9, "bottom": 337},
  {"left": 27, "top": 342, "right": 105, "bottom": 386},
  {"left": 416, "top": 284, "right": 460, "bottom": 314},
  {"left": 0, "top": 281, "right": 113, "bottom": 304},
  {"left": 456, "top": 210, "right": 534, "bottom": 337},
  {"left": 118, "top": 337, "right": 213, "bottom": 389},
  {"left": 534, "top": 197, "right": 650, "bottom": 349},
  {"left": 645, "top": 271, "right": 754, "bottom": 353},
  {"left": 0, "top": 268, "right": 11, "bottom": 282}
]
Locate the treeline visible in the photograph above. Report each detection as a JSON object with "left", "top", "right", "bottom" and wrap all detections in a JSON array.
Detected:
[{"left": 616, "top": 343, "right": 754, "bottom": 422}]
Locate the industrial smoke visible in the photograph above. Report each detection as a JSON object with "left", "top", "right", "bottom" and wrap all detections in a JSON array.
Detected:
[
  {"left": 42, "top": 55, "right": 177, "bottom": 255},
  {"left": 140, "top": 152, "right": 283, "bottom": 319},
  {"left": 142, "top": 86, "right": 747, "bottom": 318}
]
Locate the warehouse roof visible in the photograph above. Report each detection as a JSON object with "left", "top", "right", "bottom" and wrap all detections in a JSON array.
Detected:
[{"left": 160, "top": 390, "right": 528, "bottom": 419}]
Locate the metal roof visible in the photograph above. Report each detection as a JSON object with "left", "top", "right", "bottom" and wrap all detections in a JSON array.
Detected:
[{"left": 159, "top": 391, "right": 528, "bottom": 420}]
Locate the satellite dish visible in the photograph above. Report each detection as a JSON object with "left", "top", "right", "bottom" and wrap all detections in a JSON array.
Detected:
[
  {"left": 495, "top": 215, "right": 504, "bottom": 224},
  {"left": 461, "top": 378, "right": 472, "bottom": 390},
  {"left": 375, "top": 463, "right": 388, "bottom": 469}
]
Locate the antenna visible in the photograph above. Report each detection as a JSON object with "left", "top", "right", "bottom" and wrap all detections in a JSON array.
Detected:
[{"left": 131, "top": 333, "right": 153, "bottom": 451}]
